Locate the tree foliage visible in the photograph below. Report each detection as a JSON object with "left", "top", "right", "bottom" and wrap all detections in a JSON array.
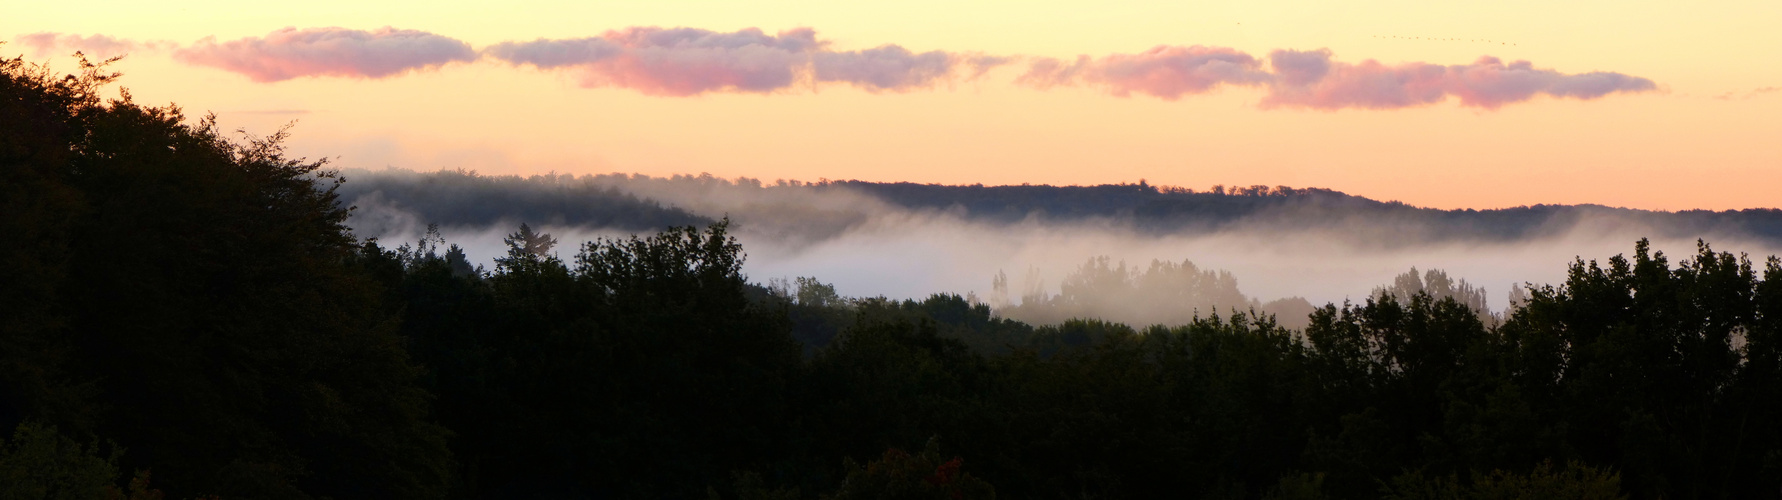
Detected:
[
  {"left": 0, "top": 421, "right": 123, "bottom": 500},
  {"left": 1, "top": 50, "right": 449, "bottom": 499}
]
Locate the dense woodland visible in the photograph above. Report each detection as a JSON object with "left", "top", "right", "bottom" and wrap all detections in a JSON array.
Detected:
[{"left": 6, "top": 52, "right": 1782, "bottom": 499}]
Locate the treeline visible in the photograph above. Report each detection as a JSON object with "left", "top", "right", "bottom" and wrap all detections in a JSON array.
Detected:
[
  {"left": 6, "top": 53, "right": 1782, "bottom": 499},
  {"left": 338, "top": 170, "right": 1782, "bottom": 247},
  {"left": 766, "top": 245, "right": 1782, "bottom": 499},
  {"left": 746, "top": 178, "right": 1782, "bottom": 244},
  {"left": 335, "top": 169, "right": 711, "bottom": 236}
]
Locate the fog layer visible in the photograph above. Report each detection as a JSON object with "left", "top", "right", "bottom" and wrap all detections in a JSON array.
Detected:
[{"left": 340, "top": 168, "right": 1782, "bottom": 325}]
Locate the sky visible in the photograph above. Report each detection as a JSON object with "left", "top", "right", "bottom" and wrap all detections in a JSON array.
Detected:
[{"left": 5, "top": 0, "right": 1779, "bottom": 211}]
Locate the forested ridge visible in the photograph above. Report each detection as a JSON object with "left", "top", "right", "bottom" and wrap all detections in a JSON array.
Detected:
[
  {"left": 6, "top": 53, "right": 1782, "bottom": 500},
  {"left": 339, "top": 170, "right": 1782, "bottom": 247}
]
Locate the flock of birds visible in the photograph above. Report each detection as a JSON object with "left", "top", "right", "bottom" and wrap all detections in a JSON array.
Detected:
[{"left": 1374, "top": 35, "right": 1517, "bottom": 46}]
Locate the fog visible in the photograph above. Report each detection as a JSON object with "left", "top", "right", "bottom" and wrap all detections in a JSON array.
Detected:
[{"left": 342, "top": 168, "right": 1782, "bottom": 326}]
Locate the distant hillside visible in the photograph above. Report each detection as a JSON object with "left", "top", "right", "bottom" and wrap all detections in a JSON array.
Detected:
[
  {"left": 337, "top": 169, "right": 712, "bottom": 234},
  {"left": 338, "top": 170, "right": 1782, "bottom": 246},
  {"left": 830, "top": 180, "right": 1782, "bottom": 244}
]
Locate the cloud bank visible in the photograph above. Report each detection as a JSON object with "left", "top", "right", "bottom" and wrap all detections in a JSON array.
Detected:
[
  {"left": 485, "top": 27, "right": 1001, "bottom": 95},
  {"left": 1023, "top": 46, "right": 1655, "bottom": 109},
  {"left": 173, "top": 27, "right": 476, "bottom": 82},
  {"left": 13, "top": 27, "right": 1656, "bottom": 109},
  {"left": 1261, "top": 50, "right": 1658, "bottom": 110}
]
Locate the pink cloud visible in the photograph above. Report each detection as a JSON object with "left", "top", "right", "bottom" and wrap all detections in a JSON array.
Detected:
[
  {"left": 12, "top": 32, "right": 161, "bottom": 59},
  {"left": 479, "top": 37, "right": 622, "bottom": 69},
  {"left": 1019, "top": 46, "right": 1268, "bottom": 99},
  {"left": 1092, "top": 46, "right": 1269, "bottom": 99},
  {"left": 1020, "top": 45, "right": 1654, "bottom": 109},
  {"left": 813, "top": 45, "right": 957, "bottom": 91},
  {"left": 961, "top": 54, "right": 1016, "bottom": 80},
  {"left": 486, "top": 27, "right": 1009, "bottom": 95},
  {"left": 13, "top": 26, "right": 1656, "bottom": 109},
  {"left": 487, "top": 27, "right": 819, "bottom": 96},
  {"left": 587, "top": 27, "right": 818, "bottom": 96},
  {"left": 173, "top": 27, "right": 475, "bottom": 82},
  {"left": 1262, "top": 49, "right": 1656, "bottom": 110},
  {"left": 1016, "top": 56, "right": 1091, "bottom": 90}
]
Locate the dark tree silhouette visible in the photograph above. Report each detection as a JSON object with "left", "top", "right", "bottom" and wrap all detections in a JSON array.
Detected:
[
  {"left": 502, "top": 222, "right": 557, "bottom": 258},
  {"left": 1, "top": 50, "right": 451, "bottom": 499}
]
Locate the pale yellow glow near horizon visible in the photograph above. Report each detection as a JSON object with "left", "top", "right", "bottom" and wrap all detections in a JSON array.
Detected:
[{"left": 4, "top": 0, "right": 1779, "bottom": 211}]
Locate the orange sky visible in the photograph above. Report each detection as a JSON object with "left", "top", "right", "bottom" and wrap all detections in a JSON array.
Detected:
[{"left": 6, "top": 0, "right": 1779, "bottom": 210}]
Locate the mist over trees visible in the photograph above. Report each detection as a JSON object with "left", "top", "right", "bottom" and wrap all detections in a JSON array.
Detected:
[
  {"left": 9, "top": 50, "right": 1782, "bottom": 500},
  {"left": 336, "top": 168, "right": 710, "bottom": 237},
  {"left": 342, "top": 169, "right": 1782, "bottom": 247},
  {"left": 991, "top": 257, "right": 1318, "bottom": 330},
  {"left": 340, "top": 169, "right": 1782, "bottom": 329},
  {"left": 1373, "top": 267, "right": 1497, "bottom": 325}
]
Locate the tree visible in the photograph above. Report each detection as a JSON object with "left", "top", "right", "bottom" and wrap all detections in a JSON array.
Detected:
[
  {"left": 502, "top": 222, "right": 557, "bottom": 259},
  {"left": 395, "top": 221, "right": 804, "bottom": 497},
  {"left": 0, "top": 422, "right": 122, "bottom": 500},
  {"left": 1, "top": 50, "right": 452, "bottom": 499},
  {"left": 1497, "top": 239, "right": 1768, "bottom": 498},
  {"left": 0, "top": 47, "right": 109, "bottom": 441}
]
